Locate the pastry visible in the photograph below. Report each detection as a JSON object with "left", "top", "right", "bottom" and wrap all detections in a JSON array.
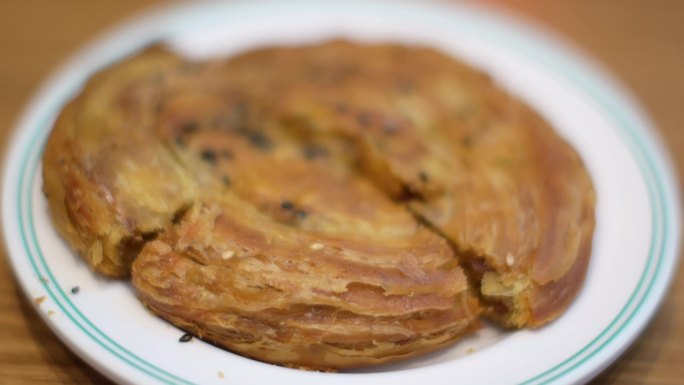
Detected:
[{"left": 42, "top": 40, "right": 595, "bottom": 369}]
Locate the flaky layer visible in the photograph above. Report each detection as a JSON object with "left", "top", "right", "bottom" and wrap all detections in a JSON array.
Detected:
[
  {"left": 42, "top": 40, "right": 594, "bottom": 369},
  {"left": 129, "top": 73, "right": 481, "bottom": 366},
  {"left": 42, "top": 47, "right": 195, "bottom": 277},
  {"left": 133, "top": 210, "right": 479, "bottom": 369},
  {"left": 217, "top": 42, "right": 595, "bottom": 327}
]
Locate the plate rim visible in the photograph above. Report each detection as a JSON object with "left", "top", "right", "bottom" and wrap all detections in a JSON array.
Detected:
[{"left": 2, "top": 1, "right": 681, "bottom": 384}]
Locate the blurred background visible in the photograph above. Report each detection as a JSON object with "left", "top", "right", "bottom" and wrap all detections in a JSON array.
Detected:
[{"left": 0, "top": 1, "right": 682, "bottom": 384}]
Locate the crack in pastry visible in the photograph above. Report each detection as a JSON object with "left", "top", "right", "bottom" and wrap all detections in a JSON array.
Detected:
[
  {"left": 132, "top": 78, "right": 480, "bottom": 367},
  {"left": 230, "top": 41, "right": 596, "bottom": 328},
  {"left": 42, "top": 40, "right": 595, "bottom": 369}
]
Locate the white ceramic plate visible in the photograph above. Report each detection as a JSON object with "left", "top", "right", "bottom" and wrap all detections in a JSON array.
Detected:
[{"left": 2, "top": 1, "right": 680, "bottom": 384}]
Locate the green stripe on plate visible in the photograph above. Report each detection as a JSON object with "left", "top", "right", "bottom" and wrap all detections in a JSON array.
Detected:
[
  {"left": 17, "top": 107, "right": 199, "bottom": 385},
  {"left": 14, "top": 2, "right": 674, "bottom": 384}
]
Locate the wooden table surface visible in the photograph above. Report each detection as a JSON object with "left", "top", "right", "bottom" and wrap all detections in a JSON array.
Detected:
[{"left": 0, "top": 1, "right": 682, "bottom": 384}]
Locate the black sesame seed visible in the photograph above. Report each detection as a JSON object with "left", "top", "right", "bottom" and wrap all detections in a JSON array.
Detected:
[
  {"left": 461, "top": 135, "right": 473, "bottom": 148},
  {"left": 419, "top": 171, "right": 429, "bottom": 183},
  {"left": 179, "top": 333, "right": 193, "bottom": 342},
  {"left": 280, "top": 200, "right": 294, "bottom": 210},
  {"left": 248, "top": 131, "right": 272, "bottom": 150},
  {"left": 71, "top": 286, "right": 80, "bottom": 295},
  {"left": 222, "top": 175, "right": 231, "bottom": 187},
  {"left": 335, "top": 103, "right": 348, "bottom": 114},
  {"left": 294, "top": 210, "right": 308, "bottom": 219},
  {"left": 201, "top": 149, "right": 217, "bottom": 164}
]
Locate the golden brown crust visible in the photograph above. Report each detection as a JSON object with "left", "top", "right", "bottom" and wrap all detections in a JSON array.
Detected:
[
  {"left": 130, "top": 71, "right": 480, "bottom": 367},
  {"left": 225, "top": 41, "right": 596, "bottom": 327},
  {"left": 42, "top": 47, "right": 196, "bottom": 277},
  {"left": 42, "top": 40, "right": 594, "bottom": 368},
  {"left": 132, "top": 200, "right": 479, "bottom": 368}
]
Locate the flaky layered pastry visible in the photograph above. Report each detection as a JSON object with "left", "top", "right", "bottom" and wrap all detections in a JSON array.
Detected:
[{"left": 42, "top": 41, "right": 595, "bottom": 369}]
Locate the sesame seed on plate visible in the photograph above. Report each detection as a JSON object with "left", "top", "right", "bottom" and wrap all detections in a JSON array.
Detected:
[{"left": 505, "top": 253, "right": 515, "bottom": 266}]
